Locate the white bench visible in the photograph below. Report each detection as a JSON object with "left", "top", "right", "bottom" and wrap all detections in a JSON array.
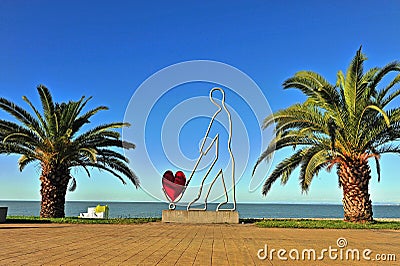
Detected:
[{"left": 79, "top": 205, "right": 109, "bottom": 219}]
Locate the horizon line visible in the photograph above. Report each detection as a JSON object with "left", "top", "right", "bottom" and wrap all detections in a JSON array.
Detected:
[{"left": 1, "top": 199, "right": 399, "bottom": 205}]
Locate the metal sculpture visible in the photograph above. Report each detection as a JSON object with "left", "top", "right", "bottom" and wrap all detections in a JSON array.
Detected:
[{"left": 162, "top": 87, "right": 236, "bottom": 211}]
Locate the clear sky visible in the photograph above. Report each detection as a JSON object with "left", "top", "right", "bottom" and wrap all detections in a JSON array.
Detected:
[{"left": 0, "top": 0, "right": 399, "bottom": 204}]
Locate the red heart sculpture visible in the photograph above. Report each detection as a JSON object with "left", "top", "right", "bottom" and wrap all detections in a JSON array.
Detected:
[
  {"left": 174, "top": 171, "right": 186, "bottom": 186},
  {"left": 163, "top": 170, "right": 175, "bottom": 183},
  {"left": 162, "top": 170, "right": 186, "bottom": 202}
]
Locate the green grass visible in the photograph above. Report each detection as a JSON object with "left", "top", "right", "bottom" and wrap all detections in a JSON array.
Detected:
[
  {"left": 5, "top": 216, "right": 400, "bottom": 229},
  {"left": 255, "top": 219, "right": 400, "bottom": 230},
  {"left": 6, "top": 216, "right": 161, "bottom": 224}
]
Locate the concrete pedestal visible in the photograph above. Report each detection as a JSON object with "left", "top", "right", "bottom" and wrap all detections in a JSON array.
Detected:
[
  {"left": 0, "top": 207, "right": 8, "bottom": 223},
  {"left": 162, "top": 210, "right": 239, "bottom": 224}
]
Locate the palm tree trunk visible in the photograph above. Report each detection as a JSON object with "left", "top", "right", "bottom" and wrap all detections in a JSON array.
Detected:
[
  {"left": 39, "top": 163, "right": 70, "bottom": 218},
  {"left": 338, "top": 156, "right": 373, "bottom": 222}
]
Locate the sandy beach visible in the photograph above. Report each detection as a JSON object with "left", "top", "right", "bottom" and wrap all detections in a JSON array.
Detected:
[{"left": 0, "top": 222, "right": 398, "bottom": 265}]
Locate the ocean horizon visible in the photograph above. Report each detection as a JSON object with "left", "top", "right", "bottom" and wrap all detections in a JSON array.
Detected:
[{"left": 1, "top": 201, "right": 399, "bottom": 219}]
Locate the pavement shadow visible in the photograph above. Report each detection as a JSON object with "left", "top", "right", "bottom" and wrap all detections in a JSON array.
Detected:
[
  {"left": 3, "top": 219, "right": 52, "bottom": 224},
  {"left": 0, "top": 226, "right": 68, "bottom": 229}
]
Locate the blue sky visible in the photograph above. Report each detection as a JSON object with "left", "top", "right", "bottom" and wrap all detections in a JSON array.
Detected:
[{"left": 0, "top": 0, "right": 399, "bottom": 204}]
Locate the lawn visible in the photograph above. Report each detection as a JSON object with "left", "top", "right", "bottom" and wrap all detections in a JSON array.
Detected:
[
  {"left": 254, "top": 218, "right": 400, "bottom": 230},
  {"left": 4, "top": 216, "right": 400, "bottom": 229},
  {"left": 6, "top": 216, "right": 160, "bottom": 224}
]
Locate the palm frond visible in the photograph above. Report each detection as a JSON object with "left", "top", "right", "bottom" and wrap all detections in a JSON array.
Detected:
[
  {"left": 71, "top": 106, "right": 109, "bottom": 135},
  {"left": 344, "top": 46, "right": 366, "bottom": 116},
  {"left": 37, "top": 85, "right": 57, "bottom": 136},
  {"left": 261, "top": 148, "right": 307, "bottom": 195},
  {"left": 68, "top": 177, "right": 77, "bottom": 192},
  {"left": 299, "top": 149, "right": 330, "bottom": 192},
  {"left": 370, "top": 61, "right": 400, "bottom": 90},
  {"left": 0, "top": 98, "right": 45, "bottom": 138},
  {"left": 22, "top": 95, "right": 48, "bottom": 136},
  {"left": 18, "top": 155, "right": 37, "bottom": 171}
]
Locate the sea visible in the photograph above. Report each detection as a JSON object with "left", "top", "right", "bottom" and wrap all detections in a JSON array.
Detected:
[{"left": 1, "top": 201, "right": 399, "bottom": 219}]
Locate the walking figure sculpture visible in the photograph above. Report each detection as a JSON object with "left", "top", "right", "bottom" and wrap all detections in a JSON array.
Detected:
[{"left": 186, "top": 87, "right": 236, "bottom": 211}]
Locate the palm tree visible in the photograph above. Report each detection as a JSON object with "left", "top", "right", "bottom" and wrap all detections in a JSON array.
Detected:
[
  {"left": 0, "top": 85, "right": 138, "bottom": 218},
  {"left": 253, "top": 47, "right": 400, "bottom": 222}
]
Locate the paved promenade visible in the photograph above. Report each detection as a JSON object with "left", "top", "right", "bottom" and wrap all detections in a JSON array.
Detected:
[{"left": 0, "top": 222, "right": 399, "bottom": 265}]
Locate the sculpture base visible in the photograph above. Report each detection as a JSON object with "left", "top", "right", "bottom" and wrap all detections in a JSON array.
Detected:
[{"left": 162, "top": 210, "right": 239, "bottom": 224}]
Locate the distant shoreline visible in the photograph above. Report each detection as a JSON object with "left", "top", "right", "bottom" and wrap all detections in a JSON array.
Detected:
[
  {"left": 2, "top": 201, "right": 399, "bottom": 219},
  {"left": 1, "top": 200, "right": 399, "bottom": 206}
]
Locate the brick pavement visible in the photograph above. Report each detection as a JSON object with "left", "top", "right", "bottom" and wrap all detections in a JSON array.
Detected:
[{"left": 0, "top": 222, "right": 399, "bottom": 265}]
